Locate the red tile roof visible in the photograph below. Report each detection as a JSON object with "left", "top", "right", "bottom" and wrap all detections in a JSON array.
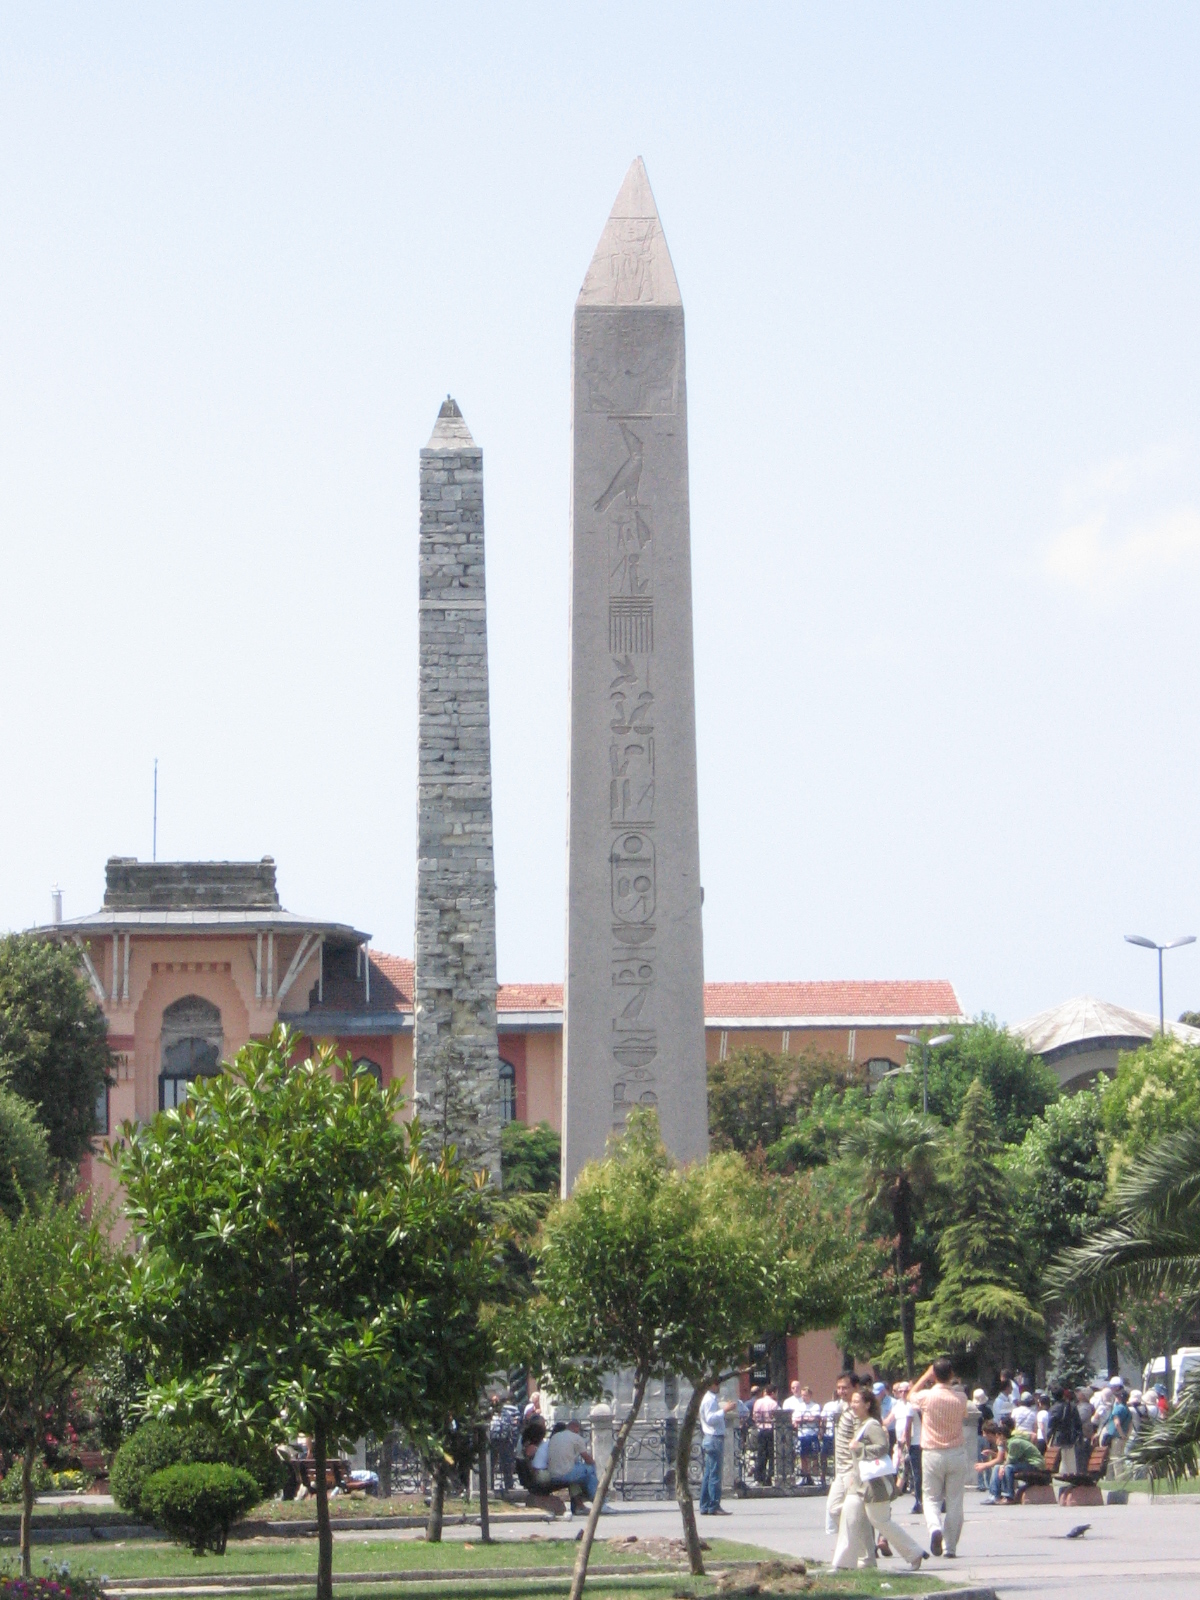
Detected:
[
  {"left": 370, "top": 952, "right": 413, "bottom": 1008},
  {"left": 702, "top": 980, "right": 963, "bottom": 1020},
  {"left": 310, "top": 960, "right": 960, "bottom": 1025},
  {"left": 498, "top": 982, "right": 564, "bottom": 1012}
]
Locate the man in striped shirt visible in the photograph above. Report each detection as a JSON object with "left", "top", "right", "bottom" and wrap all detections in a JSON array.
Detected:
[
  {"left": 909, "top": 1356, "right": 978, "bottom": 1559},
  {"left": 823, "top": 1373, "right": 860, "bottom": 1538}
]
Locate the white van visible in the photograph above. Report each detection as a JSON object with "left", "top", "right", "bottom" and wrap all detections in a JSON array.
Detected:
[{"left": 1142, "top": 1347, "right": 1200, "bottom": 1403}]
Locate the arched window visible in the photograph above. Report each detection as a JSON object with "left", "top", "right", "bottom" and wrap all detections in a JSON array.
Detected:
[
  {"left": 498, "top": 1060, "right": 516, "bottom": 1124},
  {"left": 353, "top": 1057, "right": 383, "bottom": 1087},
  {"left": 159, "top": 996, "right": 222, "bottom": 1111},
  {"left": 865, "top": 1057, "right": 901, "bottom": 1087}
]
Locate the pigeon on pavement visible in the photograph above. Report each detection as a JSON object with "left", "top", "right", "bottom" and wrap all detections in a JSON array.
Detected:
[{"left": 1065, "top": 1523, "right": 1091, "bottom": 1539}]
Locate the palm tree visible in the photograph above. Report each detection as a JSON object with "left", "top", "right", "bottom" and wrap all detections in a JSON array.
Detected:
[
  {"left": 842, "top": 1106, "right": 943, "bottom": 1379},
  {"left": 1046, "top": 1125, "right": 1200, "bottom": 1478}
]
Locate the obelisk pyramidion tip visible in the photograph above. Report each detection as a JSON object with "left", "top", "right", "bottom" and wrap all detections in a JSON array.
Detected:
[
  {"left": 577, "top": 156, "right": 681, "bottom": 308},
  {"left": 425, "top": 395, "right": 476, "bottom": 451}
]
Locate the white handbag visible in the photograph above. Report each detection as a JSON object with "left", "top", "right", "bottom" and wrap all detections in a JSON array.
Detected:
[{"left": 859, "top": 1455, "right": 897, "bottom": 1481}]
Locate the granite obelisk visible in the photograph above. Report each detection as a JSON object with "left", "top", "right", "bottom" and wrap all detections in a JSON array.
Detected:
[
  {"left": 562, "top": 159, "right": 707, "bottom": 1191},
  {"left": 413, "top": 396, "right": 502, "bottom": 1184}
]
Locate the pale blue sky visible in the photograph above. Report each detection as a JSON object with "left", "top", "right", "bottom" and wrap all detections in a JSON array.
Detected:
[{"left": 3, "top": 3, "right": 1199, "bottom": 1025}]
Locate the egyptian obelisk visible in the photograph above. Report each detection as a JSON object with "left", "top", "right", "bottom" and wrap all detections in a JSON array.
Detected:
[
  {"left": 562, "top": 159, "right": 707, "bottom": 1191},
  {"left": 413, "top": 396, "right": 502, "bottom": 1184}
]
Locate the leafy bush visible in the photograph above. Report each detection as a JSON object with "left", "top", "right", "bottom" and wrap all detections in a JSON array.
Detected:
[
  {"left": 0, "top": 1082, "right": 53, "bottom": 1221},
  {"left": 109, "top": 1419, "right": 279, "bottom": 1520},
  {"left": 50, "top": 1471, "right": 88, "bottom": 1494},
  {"left": 0, "top": 1458, "right": 54, "bottom": 1503},
  {"left": 141, "top": 1463, "right": 260, "bottom": 1555},
  {"left": 109, "top": 1421, "right": 228, "bottom": 1519},
  {"left": 500, "top": 1120, "right": 561, "bottom": 1193}
]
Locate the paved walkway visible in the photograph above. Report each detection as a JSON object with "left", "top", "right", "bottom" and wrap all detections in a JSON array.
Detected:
[{"left": 467, "top": 1490, "right": 1200, "bottom": 1600}]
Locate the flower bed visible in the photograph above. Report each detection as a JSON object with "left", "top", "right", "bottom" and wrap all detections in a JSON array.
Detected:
[{"left": 0, "top": 1578, "right": 106, "bottom": 1600}]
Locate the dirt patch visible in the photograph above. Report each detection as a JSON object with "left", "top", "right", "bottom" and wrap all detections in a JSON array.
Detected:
[
  {"left": 603, "top": 1533, "right": 712, "bottom": 1563},
  {"left": 712, "top": 1557, "right": 812, "bottom": 1596}
]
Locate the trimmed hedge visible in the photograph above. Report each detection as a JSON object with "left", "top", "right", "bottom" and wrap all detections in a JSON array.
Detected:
[
  {"left": 109, "top": 1421, "right": 228, "bottom": 1520},
  {"left": 0, "top": 1458, "right": 54, "bottom": 1503},
  {"left": 142, "top": 1462, "right": 260, "bottom": 1555},
  {"left": 109, "top": 1420, "right": 284, "bottom": 1522}
]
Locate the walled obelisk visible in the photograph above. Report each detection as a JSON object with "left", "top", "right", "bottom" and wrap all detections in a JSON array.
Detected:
[
  {"left": 413, "top": 396, "right": 502, "bottom": 1184},
  {"left": 562, "top": 159, "right": 707, "bottom": 1191}
]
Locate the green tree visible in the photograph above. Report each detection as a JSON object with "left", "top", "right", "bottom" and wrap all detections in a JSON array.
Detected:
[
  {"left": 889, "top": 1016, "right": 1058, "bottom": 1146},
  {"left": 766, "top": 1083, "right": 875, "bottom": 1172},
  {"left": 0, "top": 1081, "right": 53, "bottom": 1221},
  {"left": 0, "top": 1198, "right": 119, "bottom": 1576},
  {"left": 500, "top": 1120, "right": 561, "bottom": 1193},
  {"left": 841, "top": 1106, "right": 944, "bottom": 1379},
  {"left": 114, "top": 1029, "right": 495, "bottom": 1600},
  {"left": 708, "top": 1047, "right": 863, "bottom": 1154},
  {"left": 0, "top": 935, "right": 114, "bottom": 1171},
  {"left": 662, "top": 1154, "right": 777, "bottom": 1576},
  {"left": 1006, "top": 1089, "right": 1107, "bottom": 1276},
  {"left": 1046, "top": 1124, "right": 1200, "bottom": 1420},
  {"left": 1046, "top": 1312, "right": 1094, "bottom": 1391},
  {"left": 1116, "top": 1291, "right": 1191, "bottom": 1381},
  {"left": 522, "top": 1111, "right": 774, "bottom": 1600},
  {"left": 1100, "top": 1034, "right": 1200, "bottom": 1168},
  {"left": 906, "top": 1080, "right": 1042, "bottom": 1376}
]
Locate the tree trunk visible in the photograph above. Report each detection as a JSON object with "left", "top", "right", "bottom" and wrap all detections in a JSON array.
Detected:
[
  {"left": 1104, "top": 1316, "right": 1119, "bottom": 1380},
  {"left": 569, "top": 1373, "right": 648, "bottom": 1600},
  {"left": 20, "top": 1437, "right": 35, "bottom": 1579},
  {"left": 313, "top": 1424, "right": 333, "bottom": 1600},
  {"left": 477, "top": 1428, "right": 491, "bottom": 1544},
  {"left": 767, "top": 1332, "right": 789, "bottom": 1405},
  {"left": 894, "top": 1186, "right": 916, "bottom": 1380},
  {"left": 426, "top": 1460, "right": 446, "bottom": 1543},
  {"left": 674, "top": 1378, "right": 708, "bottom": 1576}
]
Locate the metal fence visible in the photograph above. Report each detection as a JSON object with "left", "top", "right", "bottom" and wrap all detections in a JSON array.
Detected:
[
  {"left": 733, "top": 1417, "right": 832, "bottom": 1496},
  {"left": 369, "top": 1413, "right": 832, "bottom": 1504}
]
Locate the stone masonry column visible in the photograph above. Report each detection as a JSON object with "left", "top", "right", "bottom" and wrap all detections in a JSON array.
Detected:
[{"left": 413, "top": 396, "right": 502, "bottom": 1184}]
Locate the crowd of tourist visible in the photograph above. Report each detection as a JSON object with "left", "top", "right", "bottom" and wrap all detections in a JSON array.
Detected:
[
  {"left": 488, "top": 1360, "right": 1170, "bottom": 1553},
  {"left": 745, "top": 1359, "right": 1171, "bottom": 1570}
]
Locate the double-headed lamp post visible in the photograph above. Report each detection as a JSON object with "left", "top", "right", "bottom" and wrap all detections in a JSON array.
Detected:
[
  {"left": 1124, "top": 934, "right": 1197, "bottom": 1035},
  {"left": 894, "top": 1030, "right": 954, "bottom": 1116}
]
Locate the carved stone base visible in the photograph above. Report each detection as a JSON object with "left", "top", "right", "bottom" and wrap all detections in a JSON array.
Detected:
[
  {"left": 1058, "top": 1483, "right": 1104, "bottom": 1506},
  {"left": 1018, "top": 1483, "right": 1056, "bottom": 1504}
]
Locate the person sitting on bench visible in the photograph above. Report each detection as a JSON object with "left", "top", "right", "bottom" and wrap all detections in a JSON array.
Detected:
[{"left": 517, "top": 1419, "right": 593, "bottom": 1513}]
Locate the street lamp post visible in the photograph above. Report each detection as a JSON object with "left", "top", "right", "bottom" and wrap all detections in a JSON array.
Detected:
[
  {"left": 1124, "top": 934, "right": 1197, "bottom": 1035},
  {"left": 895, "top": 1030, "right": 954, "bottom": 1115}
]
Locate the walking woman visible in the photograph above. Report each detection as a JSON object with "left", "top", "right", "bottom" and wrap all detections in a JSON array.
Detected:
[{"left": 832, "top": 1386, "right": 927, "bottom": 1572}]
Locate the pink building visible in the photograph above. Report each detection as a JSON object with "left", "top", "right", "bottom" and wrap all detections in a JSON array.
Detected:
[{"left": 37, "top": 857, "right": 964, "bottom": 1234}]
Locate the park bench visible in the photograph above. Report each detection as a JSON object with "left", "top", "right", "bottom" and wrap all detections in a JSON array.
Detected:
[
  {"left": 513, "top": 1457, "right": 570, "bottom": 1516},
  {"left": 1055, "top": 1441, "right": 1109, "bottom": 1506},
  {"left": 288, "top": 1457, "right": 352, "bottom": 1497},
  {"left": 1013, "top": 1444, "right": 1058, "bottom": 1505},
  {"left": 76, "top": 1450, "right": 109, "bottom": 1487}
]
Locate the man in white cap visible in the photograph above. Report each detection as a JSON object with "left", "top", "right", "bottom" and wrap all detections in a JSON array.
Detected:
[{"left": 1013, "top": 1391, "right": 1038, "bottom": 1434}]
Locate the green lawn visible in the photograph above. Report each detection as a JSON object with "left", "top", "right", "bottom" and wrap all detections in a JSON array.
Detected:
[
  {"left": 250, "top": 1497, "right": 473, "bottom": 1522},
  {"left": 1110, "top": 1475, "right": 1200, "bottom": 1495},
  {"left": 6, "top": 1543, "right": 948, "bottom": 1600},
  {"left": 12, "top": 1535, "right": 780, "bottom": 1583},
  {"left": 237, "top": 1579, "right": 940, "bottom": 1600}
]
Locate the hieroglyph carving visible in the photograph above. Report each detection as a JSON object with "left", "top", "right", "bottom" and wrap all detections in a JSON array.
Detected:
[{"left": 591, "top": 417, "right": 663, "bottom": 1130}]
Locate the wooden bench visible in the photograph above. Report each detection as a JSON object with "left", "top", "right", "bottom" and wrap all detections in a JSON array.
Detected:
[
  {"left": 288, "top": 1457, "right": 352, "bottom": 1497},
  {"left": 76, "top": 1450, "right": 109, "bottom": 1486},
  {"left": 1056, "top": 1441, "right": 1109, "bottom": 1506},
  {"left": 1013, "top": 1444, "right": 1058, "bottom": 1505}
]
